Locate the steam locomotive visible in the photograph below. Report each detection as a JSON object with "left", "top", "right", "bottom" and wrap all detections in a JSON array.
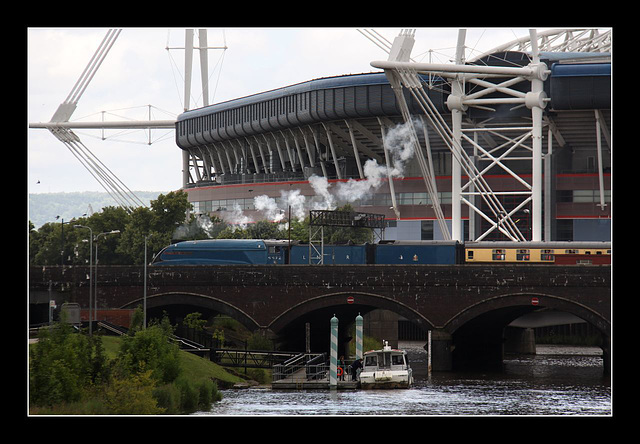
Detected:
[{"left": 151, "top": 239, "right": 611, "bottom": 266}]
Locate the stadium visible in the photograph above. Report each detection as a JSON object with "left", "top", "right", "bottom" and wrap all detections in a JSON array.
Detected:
[{"left": 176, "top": 29, "right": 611, "bottom": 243}]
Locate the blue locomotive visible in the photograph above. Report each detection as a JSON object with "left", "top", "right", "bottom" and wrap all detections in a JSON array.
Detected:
[{"left": 152, "top": 239, "right": 291, "bottom": 265}]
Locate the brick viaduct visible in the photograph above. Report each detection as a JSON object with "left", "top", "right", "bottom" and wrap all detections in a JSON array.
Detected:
[{"left": 29, "top": 264, "right": 611, "bottom": 372}]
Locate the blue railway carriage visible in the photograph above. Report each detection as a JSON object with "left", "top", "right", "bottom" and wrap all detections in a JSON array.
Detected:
[
  {"left": 289, "top": 244, "right": 367, "bottom": 265},
  {"left": 373, "top": 240, "right": 462, "bottom": 265},
  {"left": 152, "top": 239, "right": 290, "bottom": 265}
]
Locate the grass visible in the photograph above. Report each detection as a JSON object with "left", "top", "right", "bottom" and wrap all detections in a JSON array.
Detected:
[{"left": 100, "top": 335, "right": 246, "bottom": 388}]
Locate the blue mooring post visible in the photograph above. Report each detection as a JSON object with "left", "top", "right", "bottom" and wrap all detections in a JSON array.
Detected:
[
  {"left": 356, "top": 313, "right": 363, "bottom": 361},
  {"left": 330, "top": 314, "right": 338, "bottom": 388}
]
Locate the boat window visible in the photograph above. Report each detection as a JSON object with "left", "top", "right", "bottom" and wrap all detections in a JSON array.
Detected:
[
  {"left": 378, "top": 353, "right": 391, "bottom": 369},
  {"left": 392, "top": 354, "right": 405, "bottom": 366},
  {"left": 364, "top": 355, "right": 377, "bottom": 367}
]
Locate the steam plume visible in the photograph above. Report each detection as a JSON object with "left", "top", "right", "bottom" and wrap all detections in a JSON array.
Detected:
[{"left": 194, "top": 119, "right": 421, "bottom": 231}]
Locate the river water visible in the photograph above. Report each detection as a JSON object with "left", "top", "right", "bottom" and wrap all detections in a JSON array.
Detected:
[{"left": 196, "top": 343, "right": 611, "bottom": 416}]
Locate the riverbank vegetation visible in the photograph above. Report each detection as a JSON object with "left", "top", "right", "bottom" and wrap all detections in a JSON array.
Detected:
[{"left": 29, "top": 309, "right": 246, "bottom": 415}]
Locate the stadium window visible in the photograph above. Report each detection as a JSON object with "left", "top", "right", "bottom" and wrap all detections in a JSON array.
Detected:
[
  {"left": 420, "top": 221, "right": 433, "bottom": 240},
  {"left": 573, "top": 190, "right": 594, "bottom": 202},
  {"left": 414, "top": 193, "right": 428, "bottom": 205},
  {"left": 399, "top": 193, "right": 413, "bottom": 205}
]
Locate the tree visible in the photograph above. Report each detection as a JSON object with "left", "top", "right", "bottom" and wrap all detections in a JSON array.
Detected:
[
  {"left": 183, "top": 312, "right": 206, "bottom": 331},
  {"left": 29, "top": 191, "right": 194, "bottom": 266},
  {"left": 29, "top": 321, "right": 108, "bottom": 407},
  {"left": 150, "top": 190, "right": 192, "bottom": 233},
  {"left": 118, "top": 190, "right": 193, "bottom": 264},
  {"left": 115, "top": 317, "right": 181, "bottom": 385}
]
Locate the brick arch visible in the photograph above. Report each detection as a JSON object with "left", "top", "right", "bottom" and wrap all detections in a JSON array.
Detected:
[
  {"left": 442, "top": 291, "right": 610, "bottom": 337},
  {"left": 121, "top": 291, "right": 261, "bottom": 332},
  {"left": 267, "top": 291, "right": 435, "bottom": 334}
]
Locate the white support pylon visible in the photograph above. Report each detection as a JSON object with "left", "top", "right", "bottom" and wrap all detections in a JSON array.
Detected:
[
  {"left": 450, "top": 29, "right": 466, "bottom": 242},
  {"left": 527, "top": 29, "right": 548, "bottom": 242}
]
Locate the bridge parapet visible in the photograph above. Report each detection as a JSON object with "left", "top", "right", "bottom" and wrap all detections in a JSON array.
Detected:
[{"left": 30, "top": 264, "right": 611, "bottom": 329}]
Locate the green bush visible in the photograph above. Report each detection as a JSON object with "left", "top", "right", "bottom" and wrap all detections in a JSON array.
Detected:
[
  {"left": 153, "top": 383, "right": 181, "bottom": 414},
  {"left": 29, "top": 322, "right": 108, "bottom": 407},
  {"left": 115, "top": 323, "right": 181, "bottom": 384},
  {"left": 102, "top": 370, "right": 164, "bottom": 415},
  {"left": 247, "top": 331, "right": 272, "bottom": 350},
  {"left": 247, "top": 368, "right": 269, "bottom": 385},
  {"left": 175, "top": 377, "right": 199, "bottom": 413}
]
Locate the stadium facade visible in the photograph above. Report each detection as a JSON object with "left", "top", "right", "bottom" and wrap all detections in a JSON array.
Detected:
[{"left": 176, "top": 34, "right": 611, "bottom": 242}]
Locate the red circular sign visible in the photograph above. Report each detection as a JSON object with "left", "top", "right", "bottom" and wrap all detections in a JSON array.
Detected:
[
  {"left": 531, "top": 297, "right": 539, "bottom": 306},
  {"left": 347, "top": 296, "right": 355, "bottom": 304}
]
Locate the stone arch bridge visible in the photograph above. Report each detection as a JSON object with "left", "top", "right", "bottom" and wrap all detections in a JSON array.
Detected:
[{"left": 29, "top": 264, "right": 611, "bottom": 372}]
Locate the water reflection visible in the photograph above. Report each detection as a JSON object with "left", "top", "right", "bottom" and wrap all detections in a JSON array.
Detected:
[{"left": 198, "top": 344, "right": 611, "bottom": 416}]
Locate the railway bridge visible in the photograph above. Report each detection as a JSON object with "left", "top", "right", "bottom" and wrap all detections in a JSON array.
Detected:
[{"left": 29, "top": 263, "right": 611, "bottom": 372}]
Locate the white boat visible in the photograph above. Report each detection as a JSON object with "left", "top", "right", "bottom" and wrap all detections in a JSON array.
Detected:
[{"left": 359, "top": 341, "right": 413, "bottom": 389}]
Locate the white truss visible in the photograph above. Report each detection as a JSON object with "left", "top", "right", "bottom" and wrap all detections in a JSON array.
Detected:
[
  {"left": 470, "top": 28, "right": 611, "bottom": 62},
  {"left": 372, "top": 29, "right": 566, "bottom": 242}
]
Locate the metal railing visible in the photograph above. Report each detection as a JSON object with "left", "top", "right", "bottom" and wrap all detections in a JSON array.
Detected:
[
  {"left": 213, "top": 349, "right": 301, "bottom": 369},
  {"left": 272, "top": 354, "right": 358, "bottom": 383}
]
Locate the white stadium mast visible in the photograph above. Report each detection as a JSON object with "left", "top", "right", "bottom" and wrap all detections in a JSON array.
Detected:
[{"left": 29, "top": 29, "right": 225, "bottom": 209}]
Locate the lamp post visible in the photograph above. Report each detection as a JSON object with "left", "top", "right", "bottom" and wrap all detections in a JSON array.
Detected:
[
  {"left": 74, "top": 225, "right": 93, "bottom": 335},
  {"left": 143, "top": 233, "right": 153, "bottom": 329},
  {"left": 94, "top": 230, "right": 120, "bottom": 326},
  {"left": 56, "top": 216, "right": 76, "bottom": 265}
]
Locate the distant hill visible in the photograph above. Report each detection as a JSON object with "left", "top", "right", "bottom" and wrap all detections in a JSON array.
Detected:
[{"left": 28, "top": 191, "right": 168, "bottom": 228}]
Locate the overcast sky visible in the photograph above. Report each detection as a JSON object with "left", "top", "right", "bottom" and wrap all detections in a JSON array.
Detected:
[{"left": 28, "top": 27, "right": 545, "bottom": 195}]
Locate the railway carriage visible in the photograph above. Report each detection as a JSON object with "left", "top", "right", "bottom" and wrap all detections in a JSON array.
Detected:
[{"left": 464, "top": 241, "right": 611, "bottom": 265}]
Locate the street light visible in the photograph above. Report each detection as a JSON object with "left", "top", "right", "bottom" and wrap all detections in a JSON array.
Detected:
[
  {"left": 56, "top": 216, "right": 77, "bottom": 266},
  {"left": 143, "top": 233, "right": 153, "bottom": 329},
  {"left": 74, "top": 225, "right": 93, "bottom": 335},
  {"left": 94, "top": 230, "right": 120, "bottom": 326}
]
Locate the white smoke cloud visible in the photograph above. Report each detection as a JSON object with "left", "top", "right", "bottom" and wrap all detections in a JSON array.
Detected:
[
  {"left": 279, "top": 188, "right": 308, "bottom": 221},
  {"left": 384, "top": 117, "right": 421, "bottom": 176},
  {"left": 254, "top": 194, "right": 284, "bottom": 222},
  {"left": 173, "top": 214, "right": 217, "bottom": 240},
  {"left": 331, "top": 118, "right": 420, "bottom": 204},
  {"left": 308, "top": 175, "right": 336, "bottom": 210},
  {"left": 220, "top": 202, "right": 253, "bottom": 230},
  {"left": 222, "top": 119, "right": 420, "bottom": 225}
]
